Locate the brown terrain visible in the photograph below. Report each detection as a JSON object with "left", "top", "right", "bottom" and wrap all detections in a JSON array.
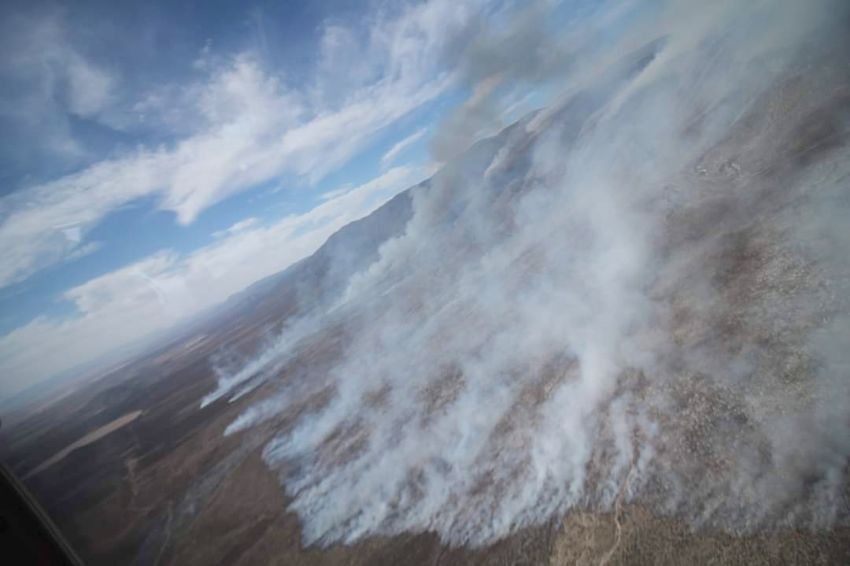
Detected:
[{"left": 0, "top": 285, "right": 847, "bottom": 566}]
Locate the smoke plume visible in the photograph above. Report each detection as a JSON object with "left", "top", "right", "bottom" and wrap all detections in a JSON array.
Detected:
[{"left": 204, "top": 0, "right": 850, "bottom": 547}]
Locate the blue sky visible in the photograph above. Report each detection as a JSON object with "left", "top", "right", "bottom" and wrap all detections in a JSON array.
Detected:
[{"left": 0, "top": 0, "right": 626, "bottom": 398}]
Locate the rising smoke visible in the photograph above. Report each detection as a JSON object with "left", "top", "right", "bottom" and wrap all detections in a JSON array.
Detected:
[{"left": 204, "top": 0, "right": 850, "bottom": 547}]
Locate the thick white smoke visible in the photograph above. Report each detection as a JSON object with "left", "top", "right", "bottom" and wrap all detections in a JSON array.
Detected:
[{"left": 205, "top": 0, "right": 850, "bottom": 547}]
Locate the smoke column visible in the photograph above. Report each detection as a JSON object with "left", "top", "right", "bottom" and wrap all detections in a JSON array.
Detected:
[{"left": 205, "top": 0, "right": 850, "bottom": 547}]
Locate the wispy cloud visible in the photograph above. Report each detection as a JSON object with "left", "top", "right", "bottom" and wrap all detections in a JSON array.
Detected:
[
  {"left": 212, "top": 217, "right": 258, "bottom": 239},
  {"left": 0, "top": 0, "right": 488, "bottom": 290},
  {"left": 0, "top": 9, "right": 118, "bottom": 173},
  {"left": 381, "top": 127, "right": 428, "bottom": 168}
]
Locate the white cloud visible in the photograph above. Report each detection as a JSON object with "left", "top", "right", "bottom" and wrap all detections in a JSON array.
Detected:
[
  {"left": 65, "top": 241, "right": 103, "bottom": 262},
  {"left": 64, "top": 251, "right": 180, "bottom": 316},
  {"left": 65, "top": 51, "right": 115, "bottom": 118},
  {"left": 0, "top": 165, "right": 427, "bottom": 397},
  {"left": 381, "top": 127, "right": 427, "bottom": 168},
  {"left": 0, "top": 0, "right": 486, "bottom": 290},
  {"left": 0, "top": 10, "right": 117, "bottom": 168},
  {"left": 212, "top": 217, "right": 259, "bottom": 238}
]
